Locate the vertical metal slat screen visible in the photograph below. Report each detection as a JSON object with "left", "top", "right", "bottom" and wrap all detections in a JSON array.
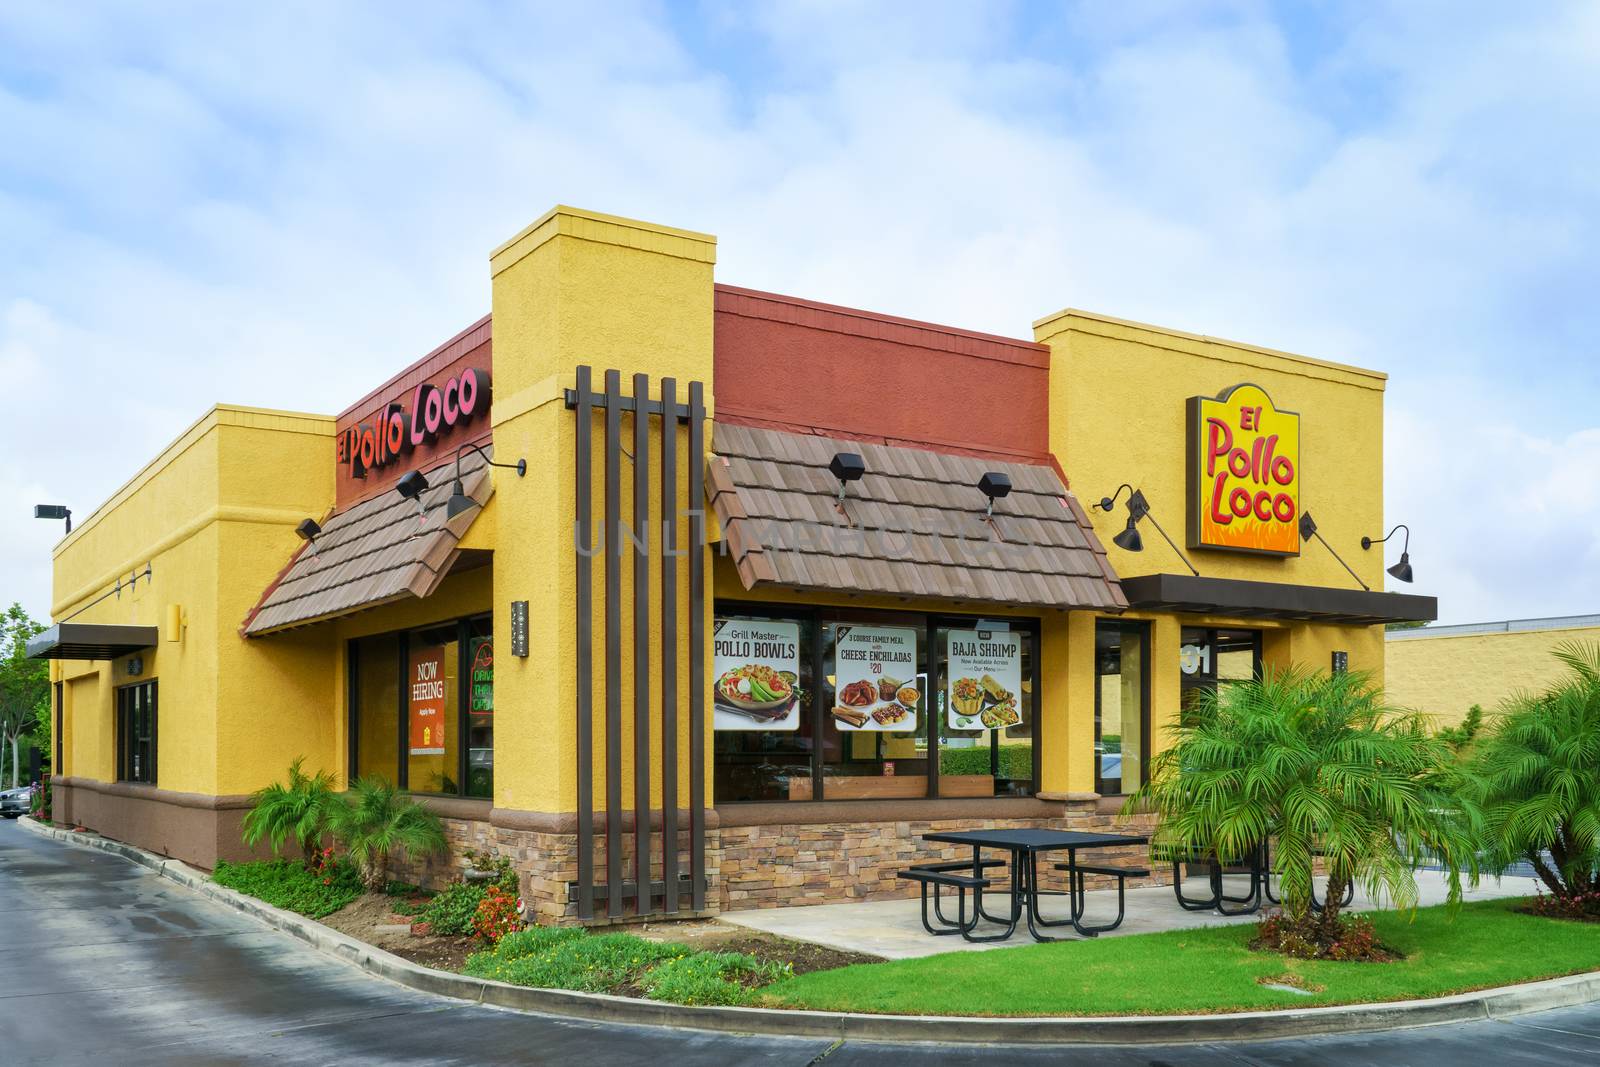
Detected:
[{"left": 569, "top": 366, "right": 706, "bottom": 919}]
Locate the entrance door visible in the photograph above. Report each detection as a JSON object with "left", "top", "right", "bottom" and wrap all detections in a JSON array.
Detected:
[{"left": 1178, "top": 627, "right": 1262, "bottom": 719}]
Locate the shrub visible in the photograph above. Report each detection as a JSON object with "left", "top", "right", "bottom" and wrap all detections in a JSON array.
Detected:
[
  {"left": 242, "top": 758, "right": 337, "bottom": 867},
  {"left": 938, "top": 744, "right": 1031, "bottom": 778},
  {"left": 639, "top": 951, "right": 792, "bottom": 1006},
  {"left": 1470, "top": 642, "right": 1600, "bottom": 900},
  {"left": 323, "top": 777, "right": 447, "bottom": 891},
  {"left": 213, "top": 858, "right": 362, "bottom": 918},
  {"left": 1524, "top": 889, "right": 1600, "bottom": 922},
  {"left": 1129, "top": 667, "right": 1478, "bottom": 953},
  {"left": 472, "top": 885, "right": 521, "bottom": 944},
  {"left": 1252, "top": 910, "right": 1393, "bottom": 962},
  {"left": 464, "top": 931, "right": 683, "bottom": 992},
  {"left": 422, "top": 881, "right": 487, "bottom": 936}
]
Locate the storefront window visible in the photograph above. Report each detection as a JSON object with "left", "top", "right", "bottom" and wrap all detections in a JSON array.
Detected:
[
  {"left": 712, "top": 604, "right": 1039, "bottom": 802},
  {"left": 820, "top": 618, "right": 929, "bottom": 799},
  {"left": 1094, "top": 620, "right": 1147, "bottom": 795},
  {"left": 349, "top": 615, "right": 492, "bottom": 797},
  {"left": 406, "top": 623, "right": 460, "bottom": 795},
  {"left": 713, "top": 616, "right": 815, "bottom": 802},
  {"left": 465, "top": 616, "right": 494, "bottom": 799},
  {"left": 353, "top": 633, "right": 399, "bottom": 782}
]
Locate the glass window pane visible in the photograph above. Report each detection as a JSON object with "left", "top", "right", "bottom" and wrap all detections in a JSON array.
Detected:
[
  {"left": 355, "top": 633, "right": 399, "bottom": 783},
  {"left": 821, "top": 618, "right": 929, "bottom": 800},
  {"left": 713, "top": 614, "right": 815, "bottom": 802},
  {"left": 1095, "top": 621, "right": 1145, "bottom": 795},
  {"left": 406, "top": 624, "right": 460, "bottom": 795},
  {"left": 465, "top": 616, "right": 494, "bottom": 799},
  {"left": 935, "top": 625, "right": 1035, "bottom": 797}
]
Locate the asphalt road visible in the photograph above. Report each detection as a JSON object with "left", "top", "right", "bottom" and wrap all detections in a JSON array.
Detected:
[{"left": 5, "top": 819, "right": 1600, "bottom": 1066}]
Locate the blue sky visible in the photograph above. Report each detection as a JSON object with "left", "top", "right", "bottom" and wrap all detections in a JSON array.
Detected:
[{"left": 3, "top": 1, "right": 1598, "bottom": 624}]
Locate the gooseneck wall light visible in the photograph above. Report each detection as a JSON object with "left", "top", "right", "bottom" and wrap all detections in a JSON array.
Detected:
[
  {"left": 1362, "top": 524, "right": 1415, "bottom": 583},
  {"left": 446, "top": 442, "right": 528, "bottom": 520},
  {"left": 1096, "top": 485, "right": 1200, "bottom": 576},
  {"left": 1299, "top": 512, "right": 1369, "bottom": 591}
]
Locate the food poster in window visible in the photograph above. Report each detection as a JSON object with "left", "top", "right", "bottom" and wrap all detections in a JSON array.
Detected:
[
  {"left": 713, "top": 618, "right": 802, "bottom": 730},
  {"left": 469, "top": 636, "right": 494, "bottom": 713},
  {"left": 832, "top": 624, "right": 920, "bottom": 732},
  {"left": 947, "top": 629, "right": 1023, "bottom": 731},
  {"left": 408, "top": 645, "right": 448, "bottom": 754}
]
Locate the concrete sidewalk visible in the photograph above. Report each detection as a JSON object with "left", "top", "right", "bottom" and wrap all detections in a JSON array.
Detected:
[{"left": 721, "top": 870, "right": 1544, "bottom": 959}]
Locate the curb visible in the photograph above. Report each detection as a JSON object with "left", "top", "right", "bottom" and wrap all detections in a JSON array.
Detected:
[{"left": 19, "top": 816, "right": 1600, "bottom": 1046}]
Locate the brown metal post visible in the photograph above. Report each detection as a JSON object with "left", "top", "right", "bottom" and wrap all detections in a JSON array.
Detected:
[
  {"left": 574, "top": 365, "right": 595, "bottom": 920},
  {"left": 631, "top": 373, "right": 651, "bottom": 914},
  {"left": 659, "top": 377, "right": 679, "bottom": 913},
  {"left": 604, "top": 369, "right": 623, "bottom": 918},
  {"left": 687, "top": 380, "right": 706, "bottom": 912}
]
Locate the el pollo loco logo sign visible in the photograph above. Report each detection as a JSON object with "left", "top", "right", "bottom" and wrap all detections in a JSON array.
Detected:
[
  {"left": 337, "top": 367, "right": 490, "bottom": 479},
  {"left": 1186, "top": 383, "right": 1300, "bottom": 556}
]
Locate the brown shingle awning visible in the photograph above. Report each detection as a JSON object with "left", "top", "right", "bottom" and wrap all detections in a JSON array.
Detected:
[
  {"left": 242, "top": 449, "right": 495, "bottom": 636},
  {"left": 708, "top": 423, "right": 1126, "bottom": 611},
  {"left": 1120, "top": 573, "right": 1437, "bottom": 626}
]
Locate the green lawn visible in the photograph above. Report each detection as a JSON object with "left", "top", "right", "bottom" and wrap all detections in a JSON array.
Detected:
[{"left": 761, "top": 898, "right": 1600, "bottom": 1016}]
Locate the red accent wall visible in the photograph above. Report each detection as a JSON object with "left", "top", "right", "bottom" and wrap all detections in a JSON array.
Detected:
[
  {"left": 712, "top": 285, "right": 1051, "bottom": 464},
  {"left": 335, "top": 315, "right": 493, "bottom": 508}
]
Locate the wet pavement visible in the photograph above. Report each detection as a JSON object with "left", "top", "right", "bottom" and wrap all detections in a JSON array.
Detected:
[{"left": 4, "top": 818, "right": 1600, "bottom": 1065}]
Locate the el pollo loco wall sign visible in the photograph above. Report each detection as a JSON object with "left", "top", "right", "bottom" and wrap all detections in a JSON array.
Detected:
[
  {"left": 337, "top": 367, "right": 490, "bottom": 480},
  {"left": 1186, "top": 383, "right": 1301, "bottom": 556}
]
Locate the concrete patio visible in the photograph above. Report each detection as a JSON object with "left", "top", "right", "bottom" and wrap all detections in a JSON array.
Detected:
[{"left": 721, "top": 870, "right": 1544, "bottom": 960}]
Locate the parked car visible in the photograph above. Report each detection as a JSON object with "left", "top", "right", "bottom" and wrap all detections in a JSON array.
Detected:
[{"left": 0, "top": 786, "right": 32, "bottom": 819}]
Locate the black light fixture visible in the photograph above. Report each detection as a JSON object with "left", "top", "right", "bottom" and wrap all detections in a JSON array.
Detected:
[
  {"left": 1095, "top": 485, "right": 1199, "bottom": 576},
  {"left": 829, "top": 452, "right": 866, "bottom": 506},
  {"left": 396, "top": 470, "right": 430, "bottom": 520},
  {"left": 978, "top": 471, "right": 1012, "bottom": 517},
  {"left": 1299, "top": 511, "right": 1369, "bottom": 591},
  {"left": 34, "top": 503, "right": 71, "bottom": 535},
  {"left": 446, "top": 443, "right": 528, "bottom": 520},
  {"left": 1362, "top": 524, "right": 1414, "bottom": 584},
  {"left": 295, "top": 518, "right": 322, "bottom": 559}
]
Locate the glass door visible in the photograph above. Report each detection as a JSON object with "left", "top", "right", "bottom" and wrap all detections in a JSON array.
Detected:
[{"left": 1179, "top": 626, "right": 1262, "bottom": 720}]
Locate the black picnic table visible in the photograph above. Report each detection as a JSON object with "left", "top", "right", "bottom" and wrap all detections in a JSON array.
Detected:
[{"left": 921, "top": 828, "right": 1149, "bottom": 942}]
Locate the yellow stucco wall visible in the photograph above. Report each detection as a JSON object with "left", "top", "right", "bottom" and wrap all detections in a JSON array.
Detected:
[
  {"left": 1036, "top": 309, "right": 1390, "bottom": 594},
  {"left": 489, "top": 206, "right": 716, "bottom": 816},
  {"left": 50, "top": 405, "right": 335, "bottom": 796},
  {"left": 1386, "top": 622, "right": 1600, "bottom": 726},
  {"left": 1034, "top": 309, "right": 1392, "bottom": 790}
]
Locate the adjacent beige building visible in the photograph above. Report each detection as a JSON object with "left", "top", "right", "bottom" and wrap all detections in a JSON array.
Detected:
[{"left": 1386, "top": 614, "right": 1600, "bottom": 726}]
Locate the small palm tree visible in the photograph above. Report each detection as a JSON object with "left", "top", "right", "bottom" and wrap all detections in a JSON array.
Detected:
[
  {"left": 324, "top": 776, "right": 447, "bottom": 891},
  {"left": 242, "top": 758, "right": 336, "bottom": 867},
  {"left": 1470, "top": 641, "right": 1600, "bottom": 899},
  {"left": 1128, "top": 668, "right": 1477, "bottom": 949}
]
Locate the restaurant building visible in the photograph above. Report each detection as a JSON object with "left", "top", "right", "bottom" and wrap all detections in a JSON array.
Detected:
[{"left": 32, "top": 206, "right": 1435, "bottom": 923}]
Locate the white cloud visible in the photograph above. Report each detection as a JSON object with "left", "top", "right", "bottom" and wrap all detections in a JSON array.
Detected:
[{"left": 1, "top": 2, "right": 1596, "bottom": 627}]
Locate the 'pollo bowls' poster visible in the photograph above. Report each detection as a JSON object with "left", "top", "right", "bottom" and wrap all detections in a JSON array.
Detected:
[
  {"left": 832, "top": 624, "right": 919, "bottom": 733},
  {"left": 713, "top": 619, "right": 801, "bottom": 731},
  {"left": 947, "top": 629, "right": 1023, "bottom": 731}
]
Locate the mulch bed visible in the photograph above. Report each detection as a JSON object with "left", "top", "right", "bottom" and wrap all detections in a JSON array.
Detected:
[{"left": 317, "top": 897, "right": 877, "bottom": 980}]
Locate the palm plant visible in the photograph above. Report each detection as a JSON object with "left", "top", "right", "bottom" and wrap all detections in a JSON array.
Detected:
[
  {"left": 324, "top": 776, "right": 447, "bottom": 891},
  {"left": 1470, "top": 641, "right": 1600, "bottom": 899},
  {"left": 1128, "top": 668, "right": 1477, "bottom": 948},
  {"left": 242, "top": 758, "right": 337, "bottom": 866}
]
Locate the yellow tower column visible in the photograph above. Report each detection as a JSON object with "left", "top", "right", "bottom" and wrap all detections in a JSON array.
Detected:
[{"left": 486, "top": 207, "right": 717, "bottom": 841}]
